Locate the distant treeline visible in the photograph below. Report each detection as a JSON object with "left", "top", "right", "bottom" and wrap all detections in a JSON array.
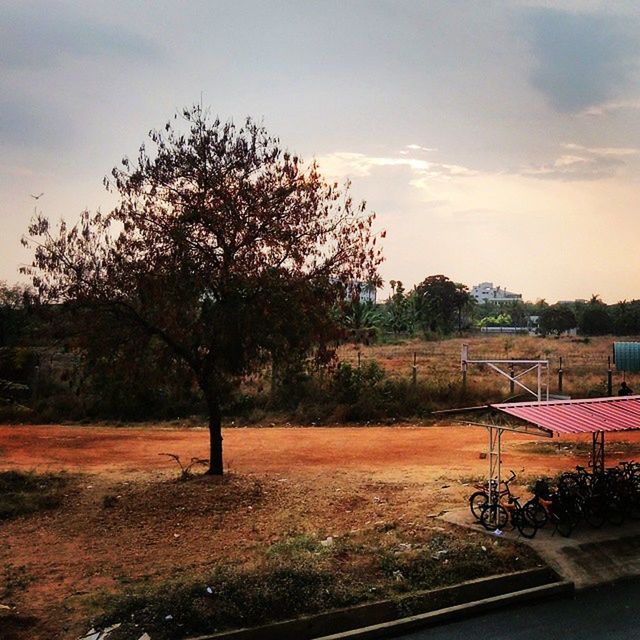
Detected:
[
  {"left": 345, "top": 278, "right": 640, "bottom": 339},
  {"left": 2, "top": 279, "right": 640, "bottom": 423}
]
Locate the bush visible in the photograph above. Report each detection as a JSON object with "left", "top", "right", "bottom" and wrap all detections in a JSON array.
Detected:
[{"left": 333, "top": 361, "right": 384, "bottom": 403}]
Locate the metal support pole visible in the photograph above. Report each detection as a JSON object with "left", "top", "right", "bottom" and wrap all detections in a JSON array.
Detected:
[
  {"left": 509, "top": 364, "right": 515, "bottom": 394},
  {"left": 592, "top": 432, "right": 605, "bottom": 475},
  {"left": 607, "top": 356, "right": 613, "bottom": 397},
  {"left": 558, "top": 357, "right": 563, "bottom": 394},
  {"left": 537, "top": 363, "right": 542, "bottom": 402},
  {"left": 461, "top": 344, "right": 468, "bottom": 394},
  {"left": 487, "top": 426, "right": 502, "bottom": 527},
  {"left": 546, "top": 361, "right": 550, "bottom": 401}
]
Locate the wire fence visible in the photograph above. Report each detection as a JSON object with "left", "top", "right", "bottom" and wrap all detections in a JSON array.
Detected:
[{"left": 337, "top": 342, "right": 640, "bottom": 398}]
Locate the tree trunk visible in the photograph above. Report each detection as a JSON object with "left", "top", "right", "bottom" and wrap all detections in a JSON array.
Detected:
[{"left": 204, "top": 390, "right": 224, "bottom": 475}]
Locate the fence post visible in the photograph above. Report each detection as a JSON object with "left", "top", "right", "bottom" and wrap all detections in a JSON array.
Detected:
[
  {"left": 558, "top": 356, "right": 563, "bottom": 394},
  {"left": 412, "top": 351, "right": 417, "bottom": 386},
  {"left": 461, "top": 344, "right": 468, "bottom": 395},
  {"left": 607, "top": 356, "right": 613, "bottom": 396},
  {"left": 509, "top": 364, "right": 515, "bottom": 395}
]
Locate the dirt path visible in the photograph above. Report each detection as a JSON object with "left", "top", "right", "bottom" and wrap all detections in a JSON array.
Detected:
[{"left": 4, "top": 422, "right": 635, "bottom": 480}]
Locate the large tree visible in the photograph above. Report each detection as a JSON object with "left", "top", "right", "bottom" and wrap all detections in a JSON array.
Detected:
[
  {"left": 577, "top": 295, "right": 612, "bottom": 336},
  {"left": 538, "top": 304, "right": 577, "bottom": 336},
  {"left": 22, "top": 106, "right": 383, "bottom": 474},
  {"left": 415, "top": 275, "right": 472, "bottom": 334}
]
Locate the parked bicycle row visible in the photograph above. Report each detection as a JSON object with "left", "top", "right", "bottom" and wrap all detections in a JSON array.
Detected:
[{"left": 468, "top": 461, "right": 640, "bottom": 538}]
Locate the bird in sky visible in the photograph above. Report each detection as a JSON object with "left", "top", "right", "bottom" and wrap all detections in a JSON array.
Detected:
[{"left": 30, "top": 192, "right": 44, "bottom": 200}]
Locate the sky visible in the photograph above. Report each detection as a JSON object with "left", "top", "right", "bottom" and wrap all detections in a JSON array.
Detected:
[{"left": 2, "top": 0, "right": 640, "bottom": 303}]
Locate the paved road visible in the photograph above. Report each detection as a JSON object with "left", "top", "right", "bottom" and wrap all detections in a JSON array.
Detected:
[{"left": 397, "top": 578, "right": 640, "bottom": 640}]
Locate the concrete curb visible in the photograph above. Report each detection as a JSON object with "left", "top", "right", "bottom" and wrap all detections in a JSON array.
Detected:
[
  {"left": 314, "top": 580, "right": 574, "bottom": 640},
  {"left": 187, "top": 568, "right": 571, "bottom": 640}
]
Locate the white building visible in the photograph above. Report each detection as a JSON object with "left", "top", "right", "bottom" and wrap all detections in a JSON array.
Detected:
[
  {"left": 471, "top": 282, "right": 522, "bottom": 305},
  {"left": 355, "top": 282, "right": 376, "bottom": 304}
]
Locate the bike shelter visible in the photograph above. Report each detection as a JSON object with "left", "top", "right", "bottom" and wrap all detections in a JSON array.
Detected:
[{"left": 453, "top": 396, "right": 640, "bottom": 520}]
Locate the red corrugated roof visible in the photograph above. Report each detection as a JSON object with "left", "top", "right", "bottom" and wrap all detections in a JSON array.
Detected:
[{"left": 491, "top": 396, "right": 640, "bottom": 435}]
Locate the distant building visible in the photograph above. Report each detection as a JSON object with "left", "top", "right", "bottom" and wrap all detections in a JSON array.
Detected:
[
  {"left": 333, "top": 278, "right": 377, "bottom": 304},
  {"left": 355, "top": 282, "right": 377, "bottom": 304},
  {"left": 471, "top": 282, "right": 522, "bottom": 305},
  {"left": 557, "top": 299, "right": 588, "bottom": 305}
]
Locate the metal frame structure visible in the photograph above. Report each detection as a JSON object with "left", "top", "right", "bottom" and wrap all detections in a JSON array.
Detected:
[
  {"left": 592, "top": 431, "right": 605, "bottom": 475},
  {"left": 461, "top": 344, "right": 549, "bottom": 401},
  {"left": 455, "top": 418, "right": 551, "bottom": 525},
  {"left": 445, "top": 386, "right": 640, "bottom": 527},
  {"left": 491, "top": 396, "right": 640, "bottom": 481}
]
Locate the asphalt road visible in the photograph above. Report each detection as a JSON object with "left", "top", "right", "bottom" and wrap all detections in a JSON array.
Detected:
[{"left": 396, "top": 578, "right": 640, "bottom": 640}]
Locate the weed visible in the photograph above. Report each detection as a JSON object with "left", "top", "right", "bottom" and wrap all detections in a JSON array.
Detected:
[
  {"left": 516, "top": 440, "right": 640, "bottom": 458},
  {"left": 0, "top": 470, "right": 69, "bottom": 520},
  {"left": 1, "top": 564, "right": 34, "bottom": 598},
  {"left": 159, "top": 453, "right": 209, "bottom": 480},
  {"left": 267, "top": 534, "right": 320, "bottom": 558}
]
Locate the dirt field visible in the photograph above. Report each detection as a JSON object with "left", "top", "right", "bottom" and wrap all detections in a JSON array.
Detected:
[
  {"left": 4, "top": 422, "right": 638, "bottom": 479},
  {"left": 2, "top": 422, "right": 640, "bottom": 639}
]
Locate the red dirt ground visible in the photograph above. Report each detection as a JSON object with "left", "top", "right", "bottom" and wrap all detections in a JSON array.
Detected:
[
  {"left": 2, "top": 423, "right": 640, "bottom": 639},
  {"left": 5, "top": 422, "right": 638, "bottom": 478}
]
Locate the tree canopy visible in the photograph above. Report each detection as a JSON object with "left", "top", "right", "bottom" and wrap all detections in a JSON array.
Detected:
[
  {"left": 538, "top": 304, "right": 577, "bottom": 336},
  {"left": 415, "top": 275, "right": 472, "bottom": 334},
  {"left": 22, "top": 106, "right": 383, "bottom": 474}
]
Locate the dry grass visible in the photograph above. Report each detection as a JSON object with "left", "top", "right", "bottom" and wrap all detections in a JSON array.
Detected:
[{"left": 338, "top": 334, "right": 640, "bottom": 401}]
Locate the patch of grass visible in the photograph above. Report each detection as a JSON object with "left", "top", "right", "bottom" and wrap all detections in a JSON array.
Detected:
[
  {"left": 456, "top": 474, "right": 486, "bottom": 486},
  {"left": 0, "top": 470, "right": 69, "bottom": 520},
  {"left": 266, "top": 534, "right": 321, "bottom": 558},
  {"left": 1, "top": 564, "right": 35, "bottom": 598},
  {"left": 94, "top": 559, "right": 365, "bottom": 640},
  {"left": 92, "top": 526, "right": 539, "bottom": 640},
  {"left": 516, "top": 440, "right": 640, "bottom": 458}
]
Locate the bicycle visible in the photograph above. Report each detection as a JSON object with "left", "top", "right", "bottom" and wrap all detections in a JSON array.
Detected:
[
  {"left": 524, "top": 479, "right": 577, "bottom": 537},
  {"left": 469, "top": 478, "right": 509, "bottom": 521},
  {"left": 479, "top": 471, "right": 538, "bottom": 539}
]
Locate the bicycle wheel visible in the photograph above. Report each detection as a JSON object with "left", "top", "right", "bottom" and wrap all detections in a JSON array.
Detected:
[
  {"left": 551, "top": 499, "right": 574, "bottom": 537},
  {"left": 555, "top": 514, "right": 574, "bottom": 537},
  {"left": 583, "top": 496, "right": 606, "bottom": 529},
  {"left": 558, "top": 473, "right": 580, "bottom": 500},
  {"left": 469, "top": 491, "right": 488, "bottom": 520},
  {"left": 524, "top": 499, "right": 547, "bottom": 528},
  {"left": 515, "top": 508, "right": 538, "bottom": 539},
  {"left": 480, "top": 504, "right": 508, "bottom": 530}
]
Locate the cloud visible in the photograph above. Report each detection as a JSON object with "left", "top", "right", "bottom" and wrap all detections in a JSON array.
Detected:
[
  {"left": 0, "top": 4, "right": 162, "bottom": 69},
  {"left": 405, "top": 144, "right": 437, "bottom": 152},
  {"left": 316, "top": 151, "right": 478, "bottom": 181},
  {"left": 524, "top": 142, "right": 639, "bottom": 180},
  {"left": 317, "top": 141, "right": 637, "bottom": 187},
  {"left": 561, "top": 143, "right": 639, "bottom": 157},
  {"left": 579, "top": 99, "right": 640, "bottom": 117},
  {"left": 525, "top": 8, "right": 640, "bottom": 112}
]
